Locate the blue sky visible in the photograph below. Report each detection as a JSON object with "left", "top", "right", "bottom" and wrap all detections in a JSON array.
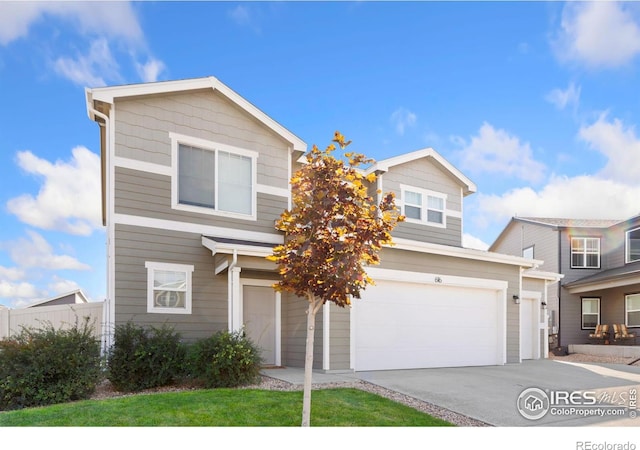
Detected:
[{"left": 2, "top": 1, "right": 640, "bottom": 308}]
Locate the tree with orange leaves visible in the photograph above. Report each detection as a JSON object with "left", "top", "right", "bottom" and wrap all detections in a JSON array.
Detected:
[{"left": 267, "top": 132, "right": 403, "bottom": 426}]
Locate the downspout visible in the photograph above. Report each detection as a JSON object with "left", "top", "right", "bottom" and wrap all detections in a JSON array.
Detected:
[
  {"left": 557, "top": 227, "right": 562, "bottom": 350},
  {"left": 87, "top": 102, "right": 112, "bottom": 353}
]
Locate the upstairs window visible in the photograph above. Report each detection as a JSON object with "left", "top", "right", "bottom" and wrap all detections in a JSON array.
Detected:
[
  {"left": 522, "top": 246, "right": 534, "bottom": 259},
  {"left": 400, "top": 185, "right": 446, "bottom": 227},
  {"left": 571, "top": 237, "right": 600, "bottom": 269},
  {"left": 171, "top": 133, "right": 257, "bottom": 219},
  {"left": 626, "top": 227, "right": 640, "bottom": 263}
]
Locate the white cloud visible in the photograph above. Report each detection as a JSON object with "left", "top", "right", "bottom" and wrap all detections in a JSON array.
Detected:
[
  {"left": 0, "top": 280, "right": 40, "bottom": 300},
  {"left": 135, "top": 57, "right": 166, "bottom": 83},
  {"left": 48, "top": 276, "right": 81, "bottom": 295},
  {"left": 0, "top": 2, "right": 142, "bottom": 46},
  {"left": 7, "top": 146, "right": 102, "bottom": 236},
  {"left": 546, "top": 82, "right": 581, "bottom": 111},
  {"left": 53, "top": 38, "right": 120, "bottom": 87},
  {"left": 7, "top": 230, "right": 90, "bottom": 271},
  {"left": 554, "top": 2, "right": 640, "bottom": 68},
  {"left": 462, "top": 234, "right": 490, "bottom": 251},
  {"left": 390, "top": 108, "right": 417, "bottom": 136},
  {"left": 578, "top": 114, "right": 640, "bottom": 184},
  {"left": 0, "top": 266, "right": 25, "bottom": 282},
  {"left": 456, "top": 122, "right": 546, "bottom": 184}
]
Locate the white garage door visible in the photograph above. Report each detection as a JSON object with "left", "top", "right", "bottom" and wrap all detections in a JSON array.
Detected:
[{"left": 355, "top": 280, "right": 505, "bottom": 371}]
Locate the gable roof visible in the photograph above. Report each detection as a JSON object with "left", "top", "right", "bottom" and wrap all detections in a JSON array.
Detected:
[
  {"left": 366, "top": 147, "right": 477, "bottom": 196},
  {"left": 516, "top": 217, "right": 623, "bottom": 228},
  {"left": 85, "top": 76, "right": 307, "bottom": 153},
  {"left": 25, "top": 289, "right": 89, "bottom": 308}
]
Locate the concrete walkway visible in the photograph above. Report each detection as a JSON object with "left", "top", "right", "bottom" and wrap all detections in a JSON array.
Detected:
[{"left": 262, "top": 360, "right": 640, "bottom": 427}]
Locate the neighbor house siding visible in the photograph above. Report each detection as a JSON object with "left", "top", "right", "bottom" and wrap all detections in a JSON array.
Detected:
[
  {"left": 376, "top": 248, "right": 521, "bottom": 363},
  {"left": 113, "top": 90, "right": 291, "bottom": 189},
  {"left": 114, "top": 167, "right": 286, "bottom": 237},
  {"left": 382, "top": 158, "right": 463, "bottom": 246},
  {"left": 114, "top": 224, "right": 227, "bottom": 341}
]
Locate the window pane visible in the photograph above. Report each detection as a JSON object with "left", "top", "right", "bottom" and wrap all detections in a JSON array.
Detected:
[
  {"left": 582, "top": 299, "right": 599, "bottom": 314},
  {"left": 627, "top": 311, "right": 640, "bottom": 327},
  {"left": 628, "top": 229, "right": 640, "bottom": 262},
  {"left": 586, "top": 253, "right": 599, "bottom": 268},
  {"left": 218, "top": 151, "right": 252, "bottom": 215},
  {"left": 427, "top": 209, "right": 443, "bottom": 224},
  {"left": 571, "top": 239, "right": 584, "bottom": 252},
  {"left": 179, "top": 144, "right": 215, "bottom": 208},
  {"left": 586, "top": 238, "right": 599, "bottom": 251},
  {"left": 405, "top": 205, "right": 421, "bottom": 220},
  {"left": 154, "top": 270, "right": 186, "bottom": 290},
  {"left": 572, "top": 253, "right": 584, "bottom": 267},
  {"left": 583, "top": 314, "right": 598, "bottom": 329},
  {"left": 523, "top": 247, "right": 534, "bottom": 259},
  {"left": 404, "top": 191, "right": 421, "bottom": 206},
  {"left": 627, "top": 294, "right": 640, "bottom": 311},
  {"left": 427, "top": 195, "right": 443, "bottom": 210},
  {"left": 153, "top": 290, "right": 185, "bottom": 308}
]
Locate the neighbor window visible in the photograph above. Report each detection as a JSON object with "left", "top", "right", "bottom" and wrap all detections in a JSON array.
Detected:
[
  {"left": 522, "top": 246, "right": 534, "bottom": 259},
  {"left": 581, "top": 297, "right": 600, "bottom": 330},
  {"left": 171, "top": 133, "right": 257, "bottom": 218},
  {"left": 571, "top": 237, "right": 600, "bottom": 269},
  {"left": 626, "top": 227, "right": 640, "bottom": 263},
  {"left": 400, "top": 185, "right": 446, "bottom": 227},
  {"left": 626, "top": 294, "right": 640, "bottom": 328},
  {"left": 145, "top": 262, "right": 194, "bottom": 314}
]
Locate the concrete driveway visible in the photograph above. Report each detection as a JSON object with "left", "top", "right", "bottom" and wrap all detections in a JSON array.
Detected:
[{"left": 354, "top": 359, "right": 640, "bottom": 426}]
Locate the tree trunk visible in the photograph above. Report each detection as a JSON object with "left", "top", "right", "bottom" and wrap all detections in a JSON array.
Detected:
[{"left": 301, "top": 294, "right": 323, "bottom": 427}]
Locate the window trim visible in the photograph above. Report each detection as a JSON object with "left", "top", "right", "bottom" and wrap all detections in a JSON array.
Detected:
[
  {"left": 625, "top": 293, "right": 640, "bottom": 328},
  {"left": 170, "top": 132, "right": 258, "bottom": 220},
  {"left": 625, "top": 227, "right": 640, "bottom": 264},
  {"left": 581, "top": 297, "right": 600, "bottom": 330},
  {"left": 570, "top": 236, "right": 601, "bottom": 269},
  {"left": 399, "top": 184, "right": 447, "bottom": 228},
  {"left": 145, "top": 261, "right": 194, "bottom": 315}
]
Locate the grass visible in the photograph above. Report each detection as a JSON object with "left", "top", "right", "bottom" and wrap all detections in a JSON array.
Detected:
[{"left": 0, "top": 387, "right": 453, "bottom": 427}]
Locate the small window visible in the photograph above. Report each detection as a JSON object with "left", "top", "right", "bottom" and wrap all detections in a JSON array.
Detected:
[
  {"left": 626, "top": 294, "right": 640, "bottom": 327},
  {"left": 571, "top": 237, "right": 600, "bottom": 269},
  {"left": 145, "top": 262, "right": 194, "bottom": 314},
  {"left": 626, "top": 227, "right": 640, "bottom": 263},
  {"left": 581, "top": 297, "right": 600, "bottom": 330},
  {"left": 400, "top": 185, "right": 446, "bottom": 227},
  {"left": 523, "top": 246, "right": 534, "bottom": 259}
]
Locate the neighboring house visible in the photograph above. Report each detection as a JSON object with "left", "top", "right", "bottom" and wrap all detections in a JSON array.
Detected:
[
  {"left": 85, "top": 77, "right": 560, "bottom": 372},
  {"left": 490, "top": 216, "right": 640, "bottom": 348},
  {"left": 24, "top": 289, "right": 89, "bottom": 308}
]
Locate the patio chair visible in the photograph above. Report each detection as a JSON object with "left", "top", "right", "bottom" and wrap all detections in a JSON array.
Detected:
[
  {"left": 588, "top": 324, "right": 609, "bottom": 344},
  {"left": 612, "top": 324, "right": 637, "bottom": 345}
]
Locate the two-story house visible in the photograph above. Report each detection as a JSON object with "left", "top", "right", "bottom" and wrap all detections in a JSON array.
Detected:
[
  {"left": 490, "top": 216, "right": 640, "bottom": 349},
  {"left": 85, "top": 77, "right": 560, "bottom": 372}
]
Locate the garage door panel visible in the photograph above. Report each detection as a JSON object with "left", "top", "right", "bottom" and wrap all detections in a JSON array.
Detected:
[{"left": 355, "top": 280, "right": 504, "bottom": 371}]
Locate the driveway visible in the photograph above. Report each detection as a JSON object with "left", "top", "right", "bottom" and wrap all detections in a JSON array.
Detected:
[{"left": 354, "top": 359, "right": 640, "bottom": 426}]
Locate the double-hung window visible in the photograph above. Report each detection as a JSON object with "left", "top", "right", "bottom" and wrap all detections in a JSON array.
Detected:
[
  {"left": 581, "top": 297, "right": 600, "bottom": 329},
  {"left": 626, "top": 294, "right": 640, "bottom": 327},
  {"left": 400, "top": 185, "right": 446, "bottom": 227},
  {"left": 171, "top": 133, "right": 257, "bottom": 219},
  {"left": 145, "top": 262, "right": 194, "bottom": 314},
  {"left": 570, "top": 237, "right": 600, "bottom": 269},
  {"left": 626, "top": 227, "right": 640, "bottom": 263}
]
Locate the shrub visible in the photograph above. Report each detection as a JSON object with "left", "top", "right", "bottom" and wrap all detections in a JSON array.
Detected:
[
  {"left": 107, "top": 322, "right": 186, "bottom": 392},
  {"left": 0, "top": 318, "right": 102, "bottom": 411},
  {"left": 187, "top": 330, "right": 263, "bottom": 388}
]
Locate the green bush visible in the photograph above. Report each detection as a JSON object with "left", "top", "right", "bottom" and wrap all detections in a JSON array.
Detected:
[
  {"left": 107, "top": 322, "right": 186, "bottom": 392},
  {"left": 0, "top": 318, "right": 102, "bottom": 411},
  {"left": 187, "top": 330, "right": 263, "bottom": 388}
]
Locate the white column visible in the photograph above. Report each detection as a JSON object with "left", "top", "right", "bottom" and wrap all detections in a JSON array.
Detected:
[{"left": 230, "top": 267, "right": 242, "bottom": 331}]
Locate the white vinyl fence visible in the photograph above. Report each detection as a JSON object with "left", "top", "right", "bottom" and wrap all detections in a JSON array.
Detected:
[{"left": 0, "top": 302, "right": 106, "bottom": 348}]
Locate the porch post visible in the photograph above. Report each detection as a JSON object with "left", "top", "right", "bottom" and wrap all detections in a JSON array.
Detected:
[{"left": 229, "top": 266, "right": 242, "bottom": 331}]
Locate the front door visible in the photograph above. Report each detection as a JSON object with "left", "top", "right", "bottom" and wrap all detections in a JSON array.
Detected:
[
  {"left": 520, "top": 297, "right": 537, "bottom": 360},
  {"left": 242, "top": 284, "right": 278, "bottom": 366}
]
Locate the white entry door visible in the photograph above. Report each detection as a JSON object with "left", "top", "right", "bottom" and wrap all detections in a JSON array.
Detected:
[
  {"left": 242, "top": 284, "right": 278, "bottom": 366},
  {"left": 520, "top": 295, "right": 540, "bottom": 360}
]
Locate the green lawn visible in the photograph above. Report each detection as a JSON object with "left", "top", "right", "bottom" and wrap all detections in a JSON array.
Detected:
[{"left": 0, "top": 387, "right": 453, "bottom": 427}]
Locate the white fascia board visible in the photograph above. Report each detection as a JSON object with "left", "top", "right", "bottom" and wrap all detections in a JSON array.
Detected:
[
  {"left": 365, "top": 267, "right": 508, "bottom": 291},
  {"left": 366, "top": 147, "right": 477, "bottom": 196},
  {"left": 523, "top": 269, "right": 564, "bottom": 283},
  {"left": 202, "top": 236, "right": 275, "bottom": 258},
  {"left": 87, "top": 76, "right": 307, "bottom": 153},
  {"left": 390, "top": 237, "right": 542, "bottom": 268}
]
